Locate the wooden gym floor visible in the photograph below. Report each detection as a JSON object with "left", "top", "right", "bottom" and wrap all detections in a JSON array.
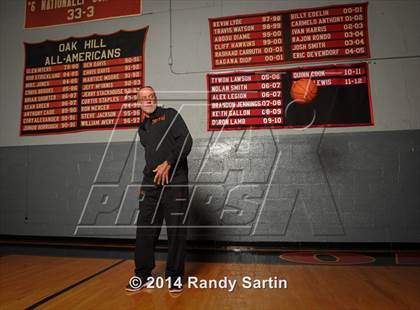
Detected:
[{"left": 1, "top": 254, "right": 420, "bottom": 309}]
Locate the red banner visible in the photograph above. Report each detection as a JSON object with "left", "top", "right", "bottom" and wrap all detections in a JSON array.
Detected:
[
  {"left": 25, "top": 0, "right": 142, "bottom": 28},
  {"left": 207, "top": 63, "right": 373, "bottom": 131},
  {"left": 209, "top": 2, "right": 370, "bottom": 69},
  {"left": 20, "top": 28, "right": 148, "bottom": 136}
]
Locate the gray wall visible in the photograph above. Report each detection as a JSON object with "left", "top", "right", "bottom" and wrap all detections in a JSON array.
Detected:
[
  {"left": 0, "top": 0, "right": 419, "bottom": 242},
  {"left": 1, "top": 130, "right": 419, "bottom": 241}
]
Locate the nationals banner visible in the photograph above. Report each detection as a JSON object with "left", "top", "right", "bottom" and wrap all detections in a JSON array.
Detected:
[
  {"left": 207, "top": 62, "right": 373, "bottom": 131},
  {"left": 25, "top": 0, "right": 142, "bottom": 28},
  {"left": 20, "top": 27, "right": 148, "bottom": 136},
  {"left": 209, "top": 2, "right": 370, "bottom": 69}
]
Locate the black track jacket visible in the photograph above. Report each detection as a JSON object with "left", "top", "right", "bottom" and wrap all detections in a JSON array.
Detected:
[{"left": 137, "top": 106, "right": 193, "bottom": 185}]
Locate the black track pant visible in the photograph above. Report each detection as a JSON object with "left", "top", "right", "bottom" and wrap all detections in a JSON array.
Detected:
[{"left": 134, "top": 183, "right": 190, "bottom": 279}]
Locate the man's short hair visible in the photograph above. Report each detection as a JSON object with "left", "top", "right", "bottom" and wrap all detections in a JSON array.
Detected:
[
  {"left": 136, "top": 86, "right": 157, "bottom": 102},
  {"left": 138, "top": 85, "right": 156, "bottom": 94}
]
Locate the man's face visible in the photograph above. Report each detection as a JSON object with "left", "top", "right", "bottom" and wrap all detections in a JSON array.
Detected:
[{"left": 137, "top": 87, "right": 157, "bottom": 116}]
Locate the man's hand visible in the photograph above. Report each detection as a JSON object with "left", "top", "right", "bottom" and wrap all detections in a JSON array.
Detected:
[{"left": 153, "top": 160, "right": 171, "bottom": 185}]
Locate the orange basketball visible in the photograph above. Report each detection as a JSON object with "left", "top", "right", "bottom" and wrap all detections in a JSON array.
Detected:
[{"left": 290, "top": 79, "right": 318, "bottom": 104}]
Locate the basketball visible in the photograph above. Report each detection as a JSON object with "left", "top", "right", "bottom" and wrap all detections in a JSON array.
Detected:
[{"left": 290, "top": 78, "right": 318, "bottom": 104}]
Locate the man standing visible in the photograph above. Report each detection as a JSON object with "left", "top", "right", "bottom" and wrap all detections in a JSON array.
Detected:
[{"left": 126, "top": 86, "right": 193, "bottom": 294}]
